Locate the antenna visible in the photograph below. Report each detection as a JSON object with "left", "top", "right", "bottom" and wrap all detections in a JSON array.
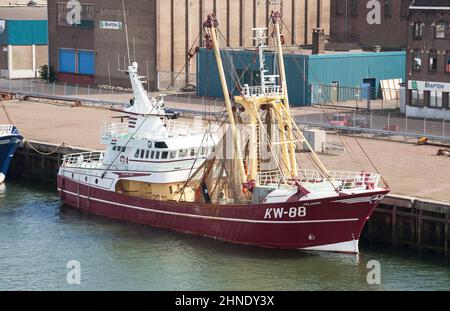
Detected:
[{"left": 122, "top": 0, "right": 131, "bottom": 66}]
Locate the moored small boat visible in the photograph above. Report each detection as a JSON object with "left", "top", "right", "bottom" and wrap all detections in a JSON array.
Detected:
[{"left": 0, "top": 125, "right": 23, "bottom": 184}]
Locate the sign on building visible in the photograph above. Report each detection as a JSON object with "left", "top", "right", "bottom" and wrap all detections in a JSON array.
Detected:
[{"left": 99, "top": 21, "right": 123, "bottom": 30}]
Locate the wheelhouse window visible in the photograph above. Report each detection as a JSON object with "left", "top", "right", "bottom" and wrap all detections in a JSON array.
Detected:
[
  {"left": 161, "top": 151, "right": 169, "bottom": 159},
  {"left": 145, "top": 150, "right": 150, "bottom": 159},
  {"left": 384, "top": 0, "right": 392, "bottom": 17},
  {"left": 155, "top": 141, "right": 168, "bottom": 149},
  {"left": 169, "top": 151, "right": 177, "bottom": 159},
  {"left": 413, "top": 49, "right": 422, "bottom": 71},
  {"left": 190, "top": 149, "right": 196, "bottom": 157},
  {"left": 134, "top": 150, "right": 140, "bottom": 158},
  {"left": 140, "top": 150, "right": 145, "bottom": 158},
  {"left": 151, "top": 151, "right": 155, "bottom": 159},
  {"left": 413, "top": 22, "right": 423, "bottom": 40},
  {"left": 435, "top": 22, "right": 448, "bottom": 39},
  {"left": 155, "top": 151, "right": 160, "bottom": 159},
  {"left": 429, "top": 50, "right": 438, "bottom": 72}
]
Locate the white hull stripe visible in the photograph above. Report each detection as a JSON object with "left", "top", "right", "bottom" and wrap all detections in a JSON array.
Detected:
[
  {"left": 332, "top": 196, "right": 372, "bottom": 204},
  {"left": 58, "top": 188, "right": 360, "bottom": 225}
]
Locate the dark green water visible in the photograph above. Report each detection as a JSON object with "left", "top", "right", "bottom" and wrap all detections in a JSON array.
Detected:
[{"left": 0, "top": 181, "right": 448, "bottom": 291}]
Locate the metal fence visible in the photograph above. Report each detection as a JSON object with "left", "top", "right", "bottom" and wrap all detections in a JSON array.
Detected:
[
  {"left": 1, "top": 78, "right": 449, "bottom": 143},
  {"left": 157, "top": 71, "right": 197, "bottom": 91},
  {"left": 296, "top": 110, "right": 450, "bottom": 143},
  {"left": 311, "top": 83, "right": 401, "bottom": 110}
]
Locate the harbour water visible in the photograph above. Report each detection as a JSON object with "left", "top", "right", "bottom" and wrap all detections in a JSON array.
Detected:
[{"left": 0, "top": 181, "right": 448, "bottom": 291}]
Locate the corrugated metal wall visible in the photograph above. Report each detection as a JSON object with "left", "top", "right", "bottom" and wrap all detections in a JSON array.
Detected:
[
  {"left": 0, "top": 20, "right": 48, "bottom": 45},
  {"left": 197, "top": 48, "right": 308, "bottom": 106},
  {"left": 308, "top": 52, "right": 406, "bottom": 104},
  {"left": 197, "top": 49, "right": 406, "bottom": 106}
]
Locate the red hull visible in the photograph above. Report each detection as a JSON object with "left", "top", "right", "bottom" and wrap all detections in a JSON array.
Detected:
[{"left": 57, "top": 176, "right": 389, "bottom": 252}]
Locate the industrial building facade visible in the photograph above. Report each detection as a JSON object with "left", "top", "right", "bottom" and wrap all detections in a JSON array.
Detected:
[
  {"left": 330, "top": 0, "right": 411, "bottom": 50},
  {"left": 0, "top": 6, "right": 48, "bottom": 79},
  {"left": 405, "top": 3, "right": 450, "bottom": 120},
  {"left": 197, "top": 48, "right": 406, "bottom": 106},
  {"left": 47, "top": 0, "right": 331, "bottom": 89}
]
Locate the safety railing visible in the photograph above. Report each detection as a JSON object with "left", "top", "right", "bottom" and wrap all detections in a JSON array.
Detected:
[
  {"left": 61, "top": 152, "right": 106, "bottom": 169},
  {"left": 0, "top": 124, "right": 14, "bottom": 136},
  {"left": 242, "top": 84, "right": 283, "bottom": 98},
  {"left": 257, "top": 169, "right": 381, "bottom": 190}
]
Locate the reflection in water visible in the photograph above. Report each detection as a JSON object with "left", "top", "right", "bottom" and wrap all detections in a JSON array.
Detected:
[{"left": 0, "top": 181, "right": 449, "bottom": 291}]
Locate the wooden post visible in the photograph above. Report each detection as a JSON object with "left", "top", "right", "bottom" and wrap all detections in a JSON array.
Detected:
[
  {"left": 392, "top": 206, "right": 397, "bottom": 246},
  {"left": 418, "top": 209, "right": 423, "bottom": 251},
  {"left": 445, "top": 214, "right": 449, "bottom": 257}
]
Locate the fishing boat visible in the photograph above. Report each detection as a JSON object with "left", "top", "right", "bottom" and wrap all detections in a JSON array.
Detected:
[
  {"left": 57, "top": 13, "right": 390, "bottom": 253},
  {"left": 0, "top": 125, "right": 23, "bottom": 184}
]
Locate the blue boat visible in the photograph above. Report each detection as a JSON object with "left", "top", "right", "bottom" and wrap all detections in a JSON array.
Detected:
[{"left": 0, "top": 125, "right": 23, "bottom": 184}]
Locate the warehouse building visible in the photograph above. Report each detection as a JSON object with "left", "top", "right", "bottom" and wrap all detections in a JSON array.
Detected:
[
  {"left": 404, "top": 2, "right": 450, "bottom": 120},
  {"left": 196, "top": 47, "right": 406, "bottom": 106},
  {"left": 0, "top": 6, "right": 48, "bottom": 79},
  {"left": 47, "top": 0, "right": 331, "bottom": 89},
  {"left": 330, "top": 0, "right": 412, "bottom": 50}
]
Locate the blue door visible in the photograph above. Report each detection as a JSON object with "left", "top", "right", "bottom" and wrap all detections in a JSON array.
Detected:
[
  {"left": 78, "top": 51, "right": 95, "bottom": 75},
  {"left": 59, "top": 49, "right": 76, "bottom": 73}
]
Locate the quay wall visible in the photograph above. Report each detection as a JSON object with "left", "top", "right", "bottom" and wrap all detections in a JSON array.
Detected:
[{"left": 8, "top": 140, "right": 450, "bottom": 256}]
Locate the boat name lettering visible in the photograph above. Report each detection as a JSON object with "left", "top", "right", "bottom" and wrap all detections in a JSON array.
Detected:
[{"left": 264, "top": 207, "right": 307, "bottom": 219}]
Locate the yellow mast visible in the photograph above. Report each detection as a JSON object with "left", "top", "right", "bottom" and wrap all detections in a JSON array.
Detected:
[
  {"left": 204, "top": 15, "right": 246, "bottom": 184},
  {"left": 272, "top": 13, "right": 297, "bottom": 177}
]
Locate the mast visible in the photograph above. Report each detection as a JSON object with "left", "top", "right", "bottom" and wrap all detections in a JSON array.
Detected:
[
  {"left": 271, "top": 11, "right": 297, "bottom": 177},
  {"left": 203, "top": 14, "right": 246, "bottom": 184}
]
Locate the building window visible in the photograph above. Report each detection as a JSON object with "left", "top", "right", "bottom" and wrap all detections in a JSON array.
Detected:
[
  {"left": 351, "top": 0, "right": 358, "bottom": 16},
  {"left": 435, "top": 21, "right": 448, "bottom": 39},
  {"left": 384, "top": 0, "right": 392, "bottom": 17},
  {"left": 401, "top": 0, "right": 409, "bottom": 18},
  {"left": 429, "top": 50, "right": 438, "bottom": 72},
  {"left": 446, "top": 51, "right": 450, "bottom": 73},
  {"left": 336, "top": 0, "right": 344, "bottom": 16},
  {"left": 443, "top": 92, "right": 450, "bottom": 108},
  {"left": 413, "top": 22, "right": 424, "bottom": 40},
  {"left": 410, "top": 90, "right": 424, "bottom": 106},
  {"left": 429, "top": 92, "right": 443, "bottom": 108},
  {"left": 57, "top": 2, "right": 94, "bottom": 29},
  {"left": 412, "top": 49, "right": 422, "bottom": 71}
]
